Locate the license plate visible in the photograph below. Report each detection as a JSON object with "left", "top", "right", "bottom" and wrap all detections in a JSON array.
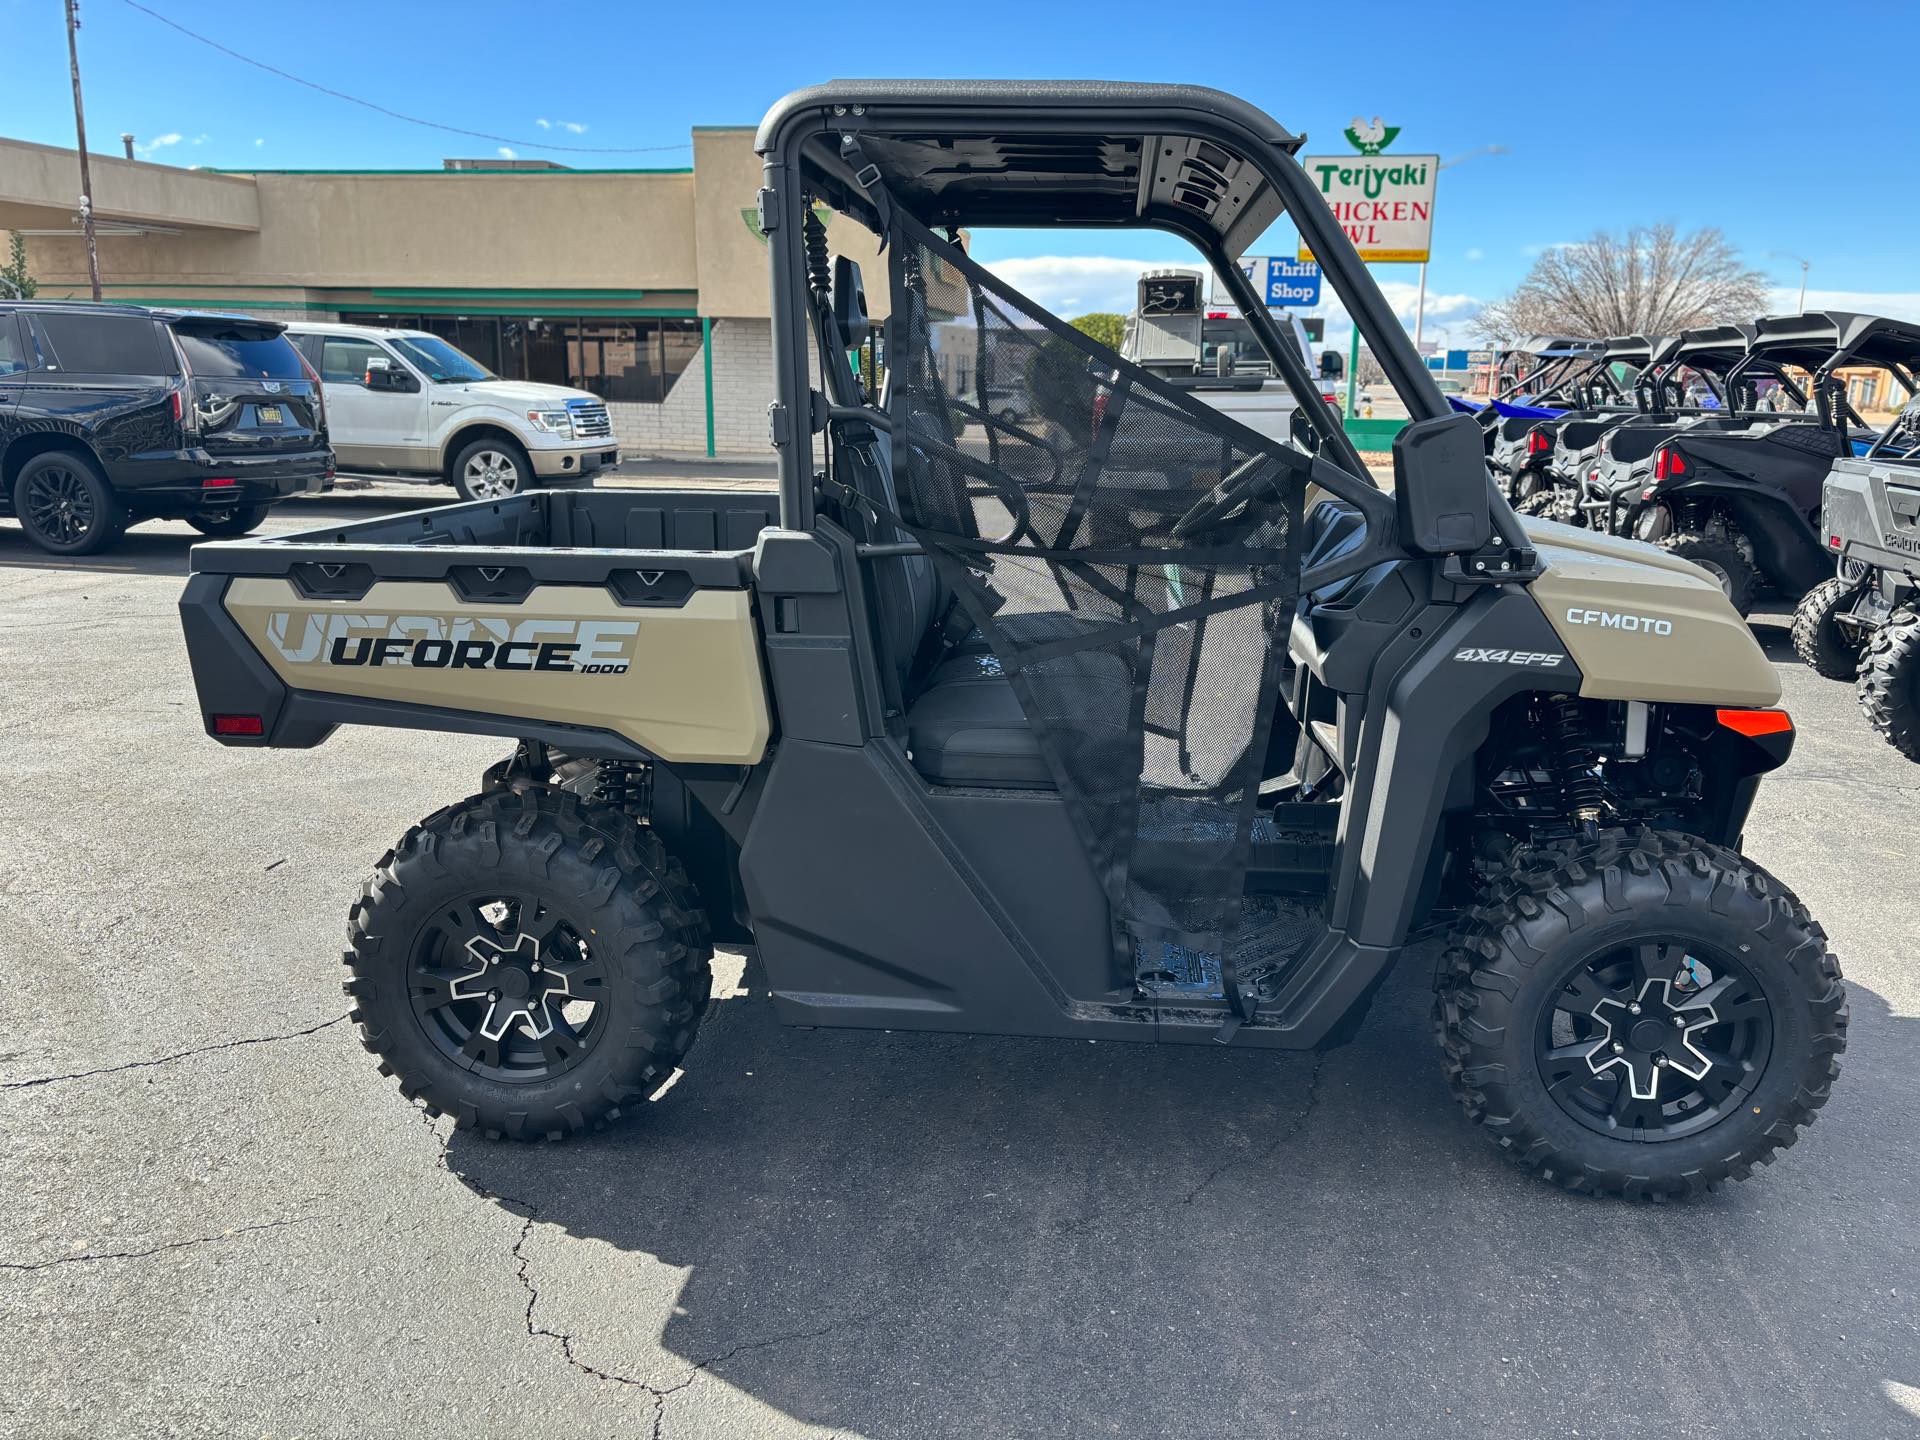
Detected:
[{"left": 257, "top": 404, "right": 283, "bottom": 425}]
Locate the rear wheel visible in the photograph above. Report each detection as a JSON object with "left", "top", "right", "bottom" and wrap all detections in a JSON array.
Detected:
[
  {"left": 188, "top": 503, "right": 271, "bottom": 538},
  {"left": 344, "top": 788, "right": 712, "bottom": 1139},
  {"left": 450, "top": 436, "right": 533, "bottom": 502},
  {"left": 12, "top": 451, "right": 126, "bottom": 555},
  {"left": 1433, "top": 829, "right": 1846, "bottom": 1199},
  {"left": 1515, "top": 488, "right": 1558, "bottom": 518},
  {"left": 1660, "top": 530, "right": 1756, "bottom": 616},
  {"left": 1858, "top": 607, "right": 1920, "bottom": 761},
  {"left": 1791, "top": 576, "right": 1867, "bottom": 680}
]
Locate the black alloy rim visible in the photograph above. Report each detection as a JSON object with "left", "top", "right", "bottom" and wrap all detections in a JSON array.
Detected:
[
  {"left": 1535, "top": 939, "right": 1773, "bottom": 1142},
  {"left": 408, "top": 895, "right": 609, "bottom": 1083},
  {"left": 25, "top": 466, "right": 96, "bottom": 545}
]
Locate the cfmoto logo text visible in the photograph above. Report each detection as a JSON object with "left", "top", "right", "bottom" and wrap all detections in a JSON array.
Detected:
[
  {"left": 265, "top": 612, "right": 639, "bottom": 675},
  {"left": 1564, "top": 607, "right": 1674, "bottom": 636}
]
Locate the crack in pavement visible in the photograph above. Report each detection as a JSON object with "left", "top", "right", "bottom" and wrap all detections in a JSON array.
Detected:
[
  {"left": 1179, "top": 1051, "right": 1329, "bottom": 1206},
  {"left": 1, "top": 1013, "right": 350, "bottom": 1090},
  {"left": 413, "top": 1107, "right": 882, "bottom": 1438},
  {"left": 0, "top": 1214, "right": 330, "bottom": 1271}
]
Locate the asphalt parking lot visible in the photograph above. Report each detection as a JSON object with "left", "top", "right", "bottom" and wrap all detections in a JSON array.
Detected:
[{"left": 3, "top": 482, "right": 1918, "bottom": 1439}]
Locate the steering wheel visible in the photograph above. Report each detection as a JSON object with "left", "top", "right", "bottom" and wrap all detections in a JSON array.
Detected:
[{"left": 1170, "top": 452, "right": 1289, "bottom": 540}]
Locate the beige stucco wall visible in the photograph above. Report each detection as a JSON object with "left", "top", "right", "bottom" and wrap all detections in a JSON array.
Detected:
[
  {"left": 0, "top": 138, "right": 260, "bottom": 232},
  {"left": 5, "top": 128, "right": 914, "bottom": 321},
  {"left": 18, "top": 167, "right": 699, "bottom": 294}
]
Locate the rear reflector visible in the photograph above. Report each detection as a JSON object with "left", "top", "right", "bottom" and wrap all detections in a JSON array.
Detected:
[
  {"left": 1829, "top": 534, "right": 1843, "bottom": 550},
  {"left": 203, "top": 476, "right": 238, "bottom": 488},
  {"left": 212, "top": 714, "right": 265, "bottom": 737},
  {"left": 1716, "top": 708, "right": 1792, "bottom": 737}
]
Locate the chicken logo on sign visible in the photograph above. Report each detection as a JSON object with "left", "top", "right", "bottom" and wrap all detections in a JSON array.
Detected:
[{"left": 1344, "top": 116, "right": 1401, "bottom": 156}]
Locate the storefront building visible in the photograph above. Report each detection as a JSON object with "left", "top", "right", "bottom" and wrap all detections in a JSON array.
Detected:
[{"left": 0, "top": 125, "right": 878, "bottom": 457}]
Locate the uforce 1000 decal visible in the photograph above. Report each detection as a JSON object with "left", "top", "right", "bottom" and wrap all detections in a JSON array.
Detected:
[{"left": 265, "top": 611, "right": 641, "bottom": 675}]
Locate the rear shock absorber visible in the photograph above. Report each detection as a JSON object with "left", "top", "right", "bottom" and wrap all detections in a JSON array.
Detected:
[
  {"left": 1548, "top": 697, "right": 1605, "bottom": 830},
  {"left": 591, "top": 760, "right": 652, "bottom": 821}
]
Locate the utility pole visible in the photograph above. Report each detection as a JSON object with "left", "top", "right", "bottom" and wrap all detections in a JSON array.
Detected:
[
  {"left": 1797, "top": 259, "right": 1809, "bottom": 313},
  {"left": 64, "top": 0, "right": 103, "bottom": 301}
]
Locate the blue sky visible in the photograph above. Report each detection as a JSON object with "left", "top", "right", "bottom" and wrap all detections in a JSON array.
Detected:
[{"left": 4, "top": 0, "right": 1916, "bottom": 343}]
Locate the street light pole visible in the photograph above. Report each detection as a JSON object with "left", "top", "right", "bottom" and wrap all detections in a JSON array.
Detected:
[
  {"left": 1798, "top": 259, "right": 1809, "bottom": 313},
  {"left": 64, "top": 0, "right": 103, "bottom": 301}
]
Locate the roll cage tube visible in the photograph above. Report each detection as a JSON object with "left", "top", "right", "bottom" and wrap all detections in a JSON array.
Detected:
[{"left": 757, "top": 84, "right": 1502, "bottom": 547}]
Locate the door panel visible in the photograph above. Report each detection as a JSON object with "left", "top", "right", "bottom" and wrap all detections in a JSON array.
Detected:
[{"left": 317, "top": 337, "right": 431, "bottom": 471}]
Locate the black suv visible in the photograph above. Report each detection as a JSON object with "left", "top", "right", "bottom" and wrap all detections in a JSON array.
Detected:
[{"left": 0, "top": 302, "right": 332, "bottom": 555}]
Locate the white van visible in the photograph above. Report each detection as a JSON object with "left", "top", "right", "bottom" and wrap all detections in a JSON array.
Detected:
[{"left": 285, "top": 321, "right": 619, "bottom": 500}]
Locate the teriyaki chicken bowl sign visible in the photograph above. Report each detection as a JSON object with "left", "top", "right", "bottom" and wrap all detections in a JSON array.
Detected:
[{"left": 1297, "top": 120, "right": 1437, "bottom": 264}]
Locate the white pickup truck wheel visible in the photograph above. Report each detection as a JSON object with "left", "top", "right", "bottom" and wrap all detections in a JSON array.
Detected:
[{"left": 452, "top": 437, "right": 532, "bottom": 502}]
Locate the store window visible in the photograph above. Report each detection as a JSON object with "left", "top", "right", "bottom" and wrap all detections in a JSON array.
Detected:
[{"left": 337, "top": 312, "right": 703, "bottom": 401}]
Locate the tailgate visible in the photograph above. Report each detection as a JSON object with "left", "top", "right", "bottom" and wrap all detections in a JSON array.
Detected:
[
  {"left": 1823, "top": 456, "right": 1920, "bottom": 574},
  {"left": 179, "top": 489, "right": 781, "bottom": 764},
  {"left": 172, "top": 318, "right": 323, "bottom": 457}
]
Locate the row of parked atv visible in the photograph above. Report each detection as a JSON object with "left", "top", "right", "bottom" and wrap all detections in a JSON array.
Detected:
[{"left": 1467, "top": 313, "right": 1920, "bottom": 762}]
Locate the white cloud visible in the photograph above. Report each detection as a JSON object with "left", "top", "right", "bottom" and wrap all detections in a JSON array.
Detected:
[
  {"left": 536, "top": 118, "right": 588, "bottom": 134},
  {"left": 135, "top": 132, "right": 183, "bottom": 157},
  {"left": 977, "top": 254, "right": 1490, "bottom": 345},
  {"left": 497, "top": 147, "right": 517, "bottom": 160},
  {"left": 979, "top": 255, "right": 1198, "bottom": 317},
  {"left": 536, "top": 118, "right": 552, "bottom": 130},
  {"left": 1464, "top": 247, "right": 1485, "bottom": 262},
  {"left": 191, "top": 134, "right": 210, "bottom": 145},
  {"left": 1768, "top": 287, "right": 1920, "bottom": 324},
  {"left": 253, "top": 137, "right": 265, "bottom": 147}
]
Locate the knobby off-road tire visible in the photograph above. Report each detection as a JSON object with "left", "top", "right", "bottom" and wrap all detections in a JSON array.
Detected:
[
  {"left": 1791, "top": 576, "right": 1866, "bottom": 681},
  {"left": 1515, "top": 488, "right": 1559, "bottom": 518},
  {"left": 1858, "top": 607, "right": 1920, "bottom": 761},
  {"left": 344, "top": 788, "right": 712, "bottom": 1139},
  {"left": 1660, "top": 530, "right": 1757, "bottom": 616},
  {"left": 1433, "top": 829, "right": 1846, "bottom": 1200}
]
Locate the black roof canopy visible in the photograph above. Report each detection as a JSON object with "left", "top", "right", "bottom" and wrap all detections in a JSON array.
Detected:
[
  {"left": 1751, "top": 311, "right": 1920, "bottom": 372},
  {"left": 759, "top": 79, "right": 1304, "bottom": 253}
]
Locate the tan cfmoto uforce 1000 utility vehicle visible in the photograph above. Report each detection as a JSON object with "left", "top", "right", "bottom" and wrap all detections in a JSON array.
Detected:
[{"left": 179, "top": 81, "right": 1845, "bottom": 1199}]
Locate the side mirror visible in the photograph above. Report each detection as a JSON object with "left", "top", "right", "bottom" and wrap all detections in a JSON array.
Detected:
[
  {"left": 1393, "top": 412, "right": 1492, "bottom": 556},
  {"left": 364, "top": 357, "right": 417, "bottom": 392}
]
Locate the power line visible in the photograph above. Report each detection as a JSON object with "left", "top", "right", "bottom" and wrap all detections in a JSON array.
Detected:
[{"left": 116, "top": 0, "right": 691, "bottom": 156}]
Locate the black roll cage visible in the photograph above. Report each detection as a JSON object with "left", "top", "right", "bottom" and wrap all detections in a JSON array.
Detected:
[{"left": 755, "top": 81, "right": 1530, "bottom": 563}]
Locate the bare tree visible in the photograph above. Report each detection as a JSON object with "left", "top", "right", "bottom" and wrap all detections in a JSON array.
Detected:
[{"left": 1478, "top": 224, "right": 1769, "bottom": 341}]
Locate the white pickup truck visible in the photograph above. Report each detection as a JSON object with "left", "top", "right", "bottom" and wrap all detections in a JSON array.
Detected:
[{"left": 285, "top": 321, "right": 619, "bottom": 500}]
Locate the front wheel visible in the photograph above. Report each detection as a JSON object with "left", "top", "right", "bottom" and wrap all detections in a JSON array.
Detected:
[
  {"left": 1433, "top": 829, "right": 1846, "bottom": 1199},
  {"left": 1858, "top": 607, "right": 1920, "bottom": 761},
  {"left": 1791, "top": 576, "right": 1867, "bottom": 680},
  {"left": 450, "top": 436, "right": 534, "bottom": 502},
  {"left": 344, "top": 789, "right": 712, "bottom": 1139},
  {"left": 12, "top": 451, "right": 127, "bottom": 555},
  {"left": 188, "top": 503, "right": 271, "bottom": 538}
]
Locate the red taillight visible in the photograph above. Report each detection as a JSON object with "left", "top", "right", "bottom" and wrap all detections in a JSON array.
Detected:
[
  {"left": 1716, "top": 708, "right": 1793, "bottom": 737},
  {"left": 1828, "top": 534, "right": 1843, "bottom": 551},
  {"left": 212, "top": 714, "right": 265, "bottom": 737},
  {"left": 203, "top": 476, "right": 238, "bottom": 488},
  {"left": 170, "top": 389, "right": 183, "bottom": 423},
  {"left": 1653, "top": 446, "right": 1688, "bottom": 480},
  {"left": 1527, "top": 430, "right": 1549, "bottom": 454}
]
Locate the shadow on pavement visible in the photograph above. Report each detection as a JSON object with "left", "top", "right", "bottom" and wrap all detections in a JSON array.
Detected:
[{"left": 446, "top": 960, "right": 1915, "bottom": 1438}]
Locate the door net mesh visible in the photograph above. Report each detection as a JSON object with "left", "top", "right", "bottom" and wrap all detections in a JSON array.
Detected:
[{"left": 882, "top": 212, "right": 1307, "bottom": 994}]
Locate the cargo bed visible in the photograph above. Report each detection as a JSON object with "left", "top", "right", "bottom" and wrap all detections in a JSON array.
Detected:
[{"left": 180, "top": 488, "right": 782, "bottom": 762}]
